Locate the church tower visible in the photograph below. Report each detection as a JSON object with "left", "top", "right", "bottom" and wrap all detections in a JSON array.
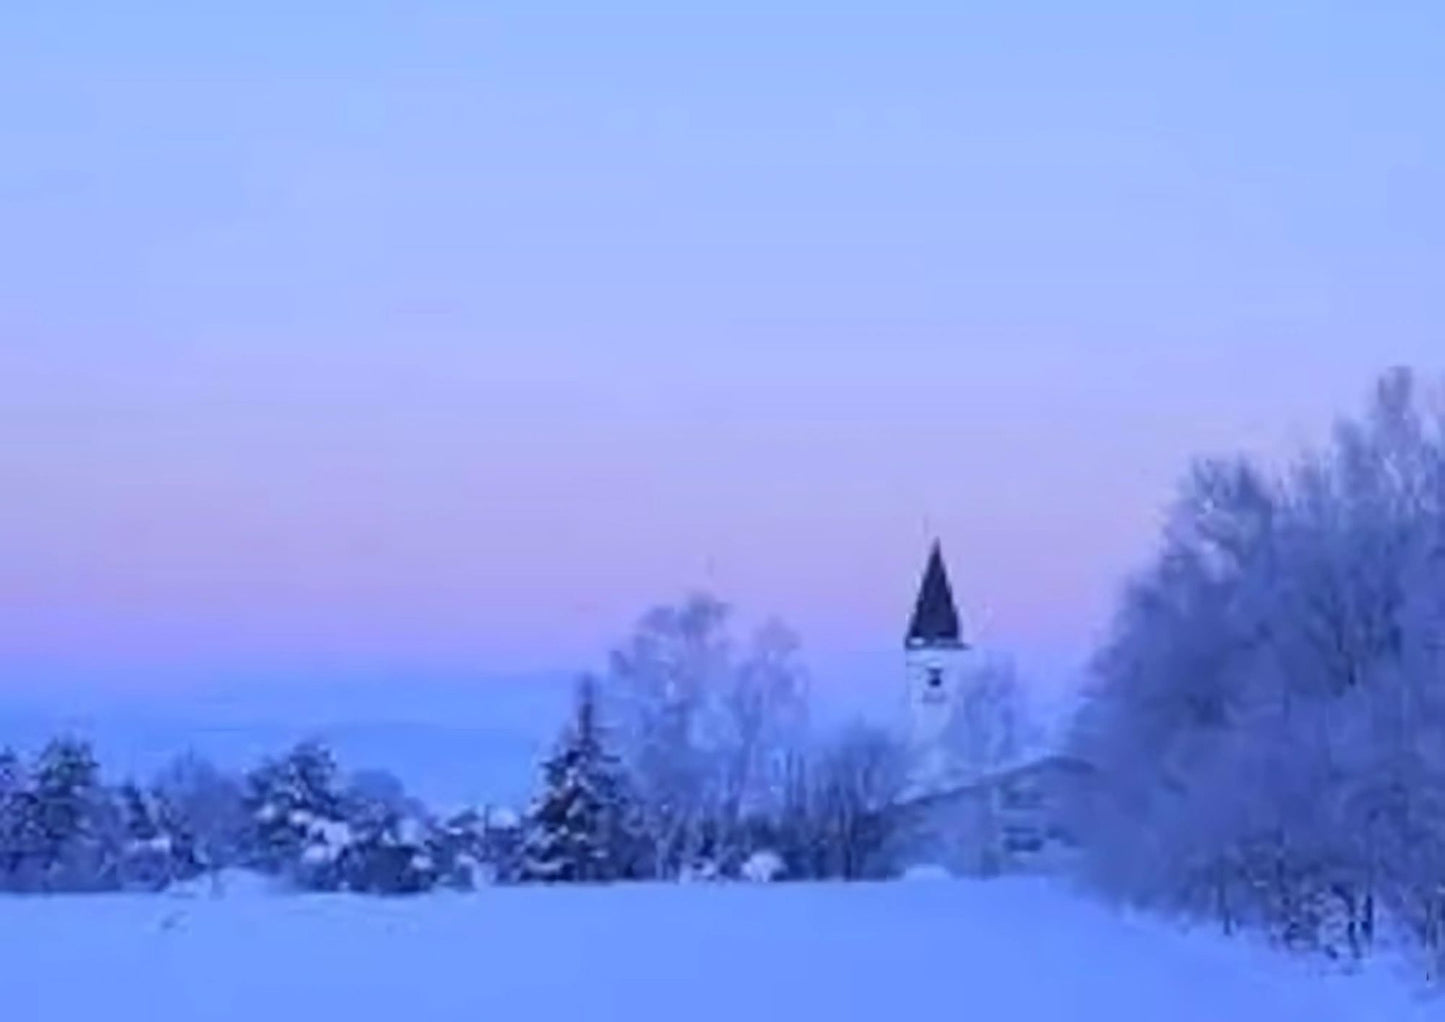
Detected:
[{"left": 905, "top": 541, "right": 971, "bottom": 788}]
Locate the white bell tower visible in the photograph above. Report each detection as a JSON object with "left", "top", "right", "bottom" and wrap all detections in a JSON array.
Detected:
[{"left": 905, "top": 541, "right": 971, "bottom": 790}]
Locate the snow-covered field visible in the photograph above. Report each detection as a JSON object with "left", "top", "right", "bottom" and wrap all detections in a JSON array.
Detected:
[{"left": 3, "top": 876, "right": 1430, "bottom": 1021}]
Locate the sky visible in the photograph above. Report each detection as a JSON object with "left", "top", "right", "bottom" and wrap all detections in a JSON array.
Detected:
[{"left": 1, "top": 3, "right": 1443, "bottom": 699}]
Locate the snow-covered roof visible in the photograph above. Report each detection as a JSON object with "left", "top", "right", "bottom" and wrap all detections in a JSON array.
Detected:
[{"left": 898, "top": 753, "right": 1094, "bottom": 807}]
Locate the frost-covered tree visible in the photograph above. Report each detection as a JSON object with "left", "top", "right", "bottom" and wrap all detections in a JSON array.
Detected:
[
  {"left": 802, "top": 722, "right": 909, "bottom": 880},
  {"left": 0, "top": 740, "right": 143, "bottom": 891},
  {"left": 940, "top": 657, "right": 1033, "bottom": 782},
  {"left": 521, "top": 677, "right": 643, "bottom": 883},
  {"left": 605, "top": 595, "right": 728, "bottom": 874},
  {"left": 346, "top": 769, "right": 426, "bottom": 818},
  {"left": 243, "top": 740, "right": 354, "bottom": 889},
  {"left": 428, "top": 808, "right": 490, "bottom": 890},
  {"left": 0, "top": 735, "right": 482, "bottom": 897},
  {"left": 721, "top": 618, "right": 811, "bottom": 825},
  {"left": 325, "top": 768, "right": 436, "bottom": 894},
  {"left": 479, "top": 806, "right": 524, "bottom": 884},
  {"left": 240, "top": 741, "right": 452, "bottom": 894},
  {"left": 0, "top": 748, "right": 21, "bottom": 798},
  {"left": 153, "top": 751, "right": 249, "bottom": 875},
  {"left": 430, "top": 806, "right": 523, "bottom": 888},
  {"left": 0, "top": 747, "right": 32, "bottom": 885},
  {"left": 113, "top": 781, "right": 200, "bottom": 891},
  {"left": 604, "top": 594, "right": 809, "bottom": 876},
  {"left": 23, "top": 738, "right": 117, "bottom": 891},
  {"left": 1071, "top": 368, "right": 1445, "bottom": 965},
  {"left": 341, "top": 806, "right": 437, "bottom": 895}
]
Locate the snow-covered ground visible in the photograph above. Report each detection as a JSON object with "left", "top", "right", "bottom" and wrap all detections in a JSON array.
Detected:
[{"left": 2, "top": 876, "right": 1430, "bottom": 1021}]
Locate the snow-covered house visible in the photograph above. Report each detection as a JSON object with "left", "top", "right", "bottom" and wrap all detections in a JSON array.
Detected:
[
  {"left": 892, "top": 542, "right": 1091, "bottom": 876},
  {"left": 893, "top": 753, "right": 1092, "bottom": 876}
]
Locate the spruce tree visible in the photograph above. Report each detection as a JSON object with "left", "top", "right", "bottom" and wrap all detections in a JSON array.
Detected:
[
  {"left": 28, "top": 738, "right": 110, "bottom": 890},
  {"left": 0, "top": 748, "right": 27, "bottom": 885},
  {"left": 521, "top": 677, "right": 642, "bottom": 883},
  {"left": 115, "top": 781, "right": 198, "bottom": 890},
  {"left": 243, "top": 740, "right": 350, "bottom": 883}
]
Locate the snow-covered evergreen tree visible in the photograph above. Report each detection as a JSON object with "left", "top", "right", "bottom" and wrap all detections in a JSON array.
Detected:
[
  {"left": 427, "top": 806, "right": 521, "bottom": 888},
  {"left": 241, "top": 741, "right": 452, "bottom": 893},
  {"left": 521, "top": 677, "right": 643, "bottom": 883},
  {"left": 0, "top": 741, "right": 127, "bottom": 891},
  {"left": 0, "top": 748, "right": 21, "bottom": 797},
  {"left": 0, "top": 747, "right": 30, "bottom": 886},
  {"left": 243, "top": 740, "right": 354, "bottom": 889},
  {"left": 25, "top": 738, "right": 115, "bottom": 891},
  {"left": 113, "top": 781, "right": 200, "bottom": 891},
  {"left": 341, "top": 800, "right": 437, "bottom": 895}
]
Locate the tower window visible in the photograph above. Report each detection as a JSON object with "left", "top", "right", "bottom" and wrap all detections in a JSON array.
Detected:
[{"left": 926, "top": 667, "right": 943, "bottom": 689}]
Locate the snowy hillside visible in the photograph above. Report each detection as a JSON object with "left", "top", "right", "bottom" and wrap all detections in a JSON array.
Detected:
[{"left": 1, "top": 877, "right": 1428, "bottom": 1021}]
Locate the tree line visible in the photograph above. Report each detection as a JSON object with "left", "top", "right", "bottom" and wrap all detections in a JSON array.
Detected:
[
  {"left": 0, "top": 595, "right": 1030, "bottom": 894},
  {"left": 1069, "top": 368, "right": 1445, "bottom": 974},
  {"left": 0, "top": 735, "right": 522, "bottom": 895},
  {"left": 520, "top": 595, "right": 1029, "bottom": 883}
]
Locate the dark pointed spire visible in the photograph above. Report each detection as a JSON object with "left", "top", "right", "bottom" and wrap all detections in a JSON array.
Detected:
[{"left": 906, "top": 541, "right": 964, "bottom": 647}]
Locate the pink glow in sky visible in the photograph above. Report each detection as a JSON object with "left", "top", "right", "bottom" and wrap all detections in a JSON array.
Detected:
[{"left": 2, "top": 5, "right": 1442, "bottom": 689}]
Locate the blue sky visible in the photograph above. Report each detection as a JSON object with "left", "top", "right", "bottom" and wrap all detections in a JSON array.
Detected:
[{"left": 1, "top": 3, "right": 1442, "bottom": 692}]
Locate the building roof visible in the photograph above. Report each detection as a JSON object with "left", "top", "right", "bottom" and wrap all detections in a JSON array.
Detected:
[
  {"left": 906, "top": 541, "right": 964, "bottom": 647},
  {"left": 894, "top": 753, "right": 1097, "bottom": 810}
]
